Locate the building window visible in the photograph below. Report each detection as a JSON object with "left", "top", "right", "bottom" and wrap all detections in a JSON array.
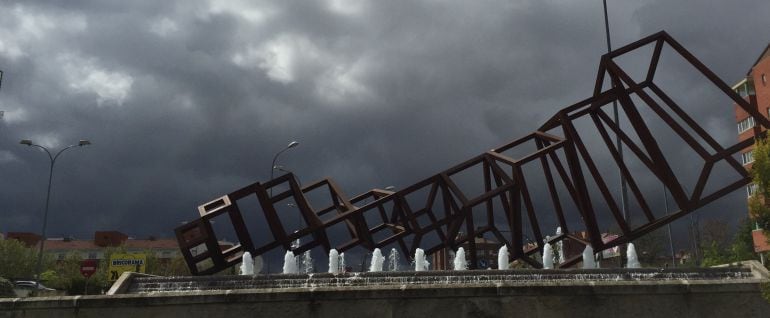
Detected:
[
  {"left": 57, "top": 253, "right": 65, "bottom": 260},
  {"left": 737, "top": 116, "right": 756, "bottom": 133},
  {"left": 742, "top": 150, "right": 755, "bottom": 165},
  {"left": 735, "top": 80, "right": 756, "bottom": 97},
  {"left": 747, "top": 183, "right": 759, "bottom": 197},
  {"left": 87, "top": 252, "right": 97, "bottom": 259}
]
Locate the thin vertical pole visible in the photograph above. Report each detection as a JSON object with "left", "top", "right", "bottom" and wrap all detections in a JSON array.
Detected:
[
  {"left": 603, "top": 0, "right": 629, "bottom": 223},
  {"left": 663, "top": 184, "right": 676, "bottom": 267}
]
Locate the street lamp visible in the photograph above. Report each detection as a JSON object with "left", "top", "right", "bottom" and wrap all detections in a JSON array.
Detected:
[
  {"left": 269, "top": 141, "right": 299, "bottom": 196},
  {"left": 275, "top": 165, "right": 302, "bottom": 187},
  {"left": 20, "top": 139, "right": 91, "bottom": 285}
]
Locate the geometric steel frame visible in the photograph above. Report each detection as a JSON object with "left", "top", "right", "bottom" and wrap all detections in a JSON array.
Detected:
[{"left": 176, "top": 31, "right": 768, "bottom": 275}]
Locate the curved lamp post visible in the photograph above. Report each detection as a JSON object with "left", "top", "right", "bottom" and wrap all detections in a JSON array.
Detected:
[
  {"left": 269, "top": 141, "right": 299, "bottom": 196},
  {"left": 20, "top": 139, "right": 91, "bottom": 285},
  {"left": 275, "top": 165, "right": 302, "bottom": 187}
]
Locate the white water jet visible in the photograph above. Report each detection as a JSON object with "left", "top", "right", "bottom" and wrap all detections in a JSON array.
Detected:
[
  {"left": 283, "top": 251, "right": 298, "bottom": 274},
  {"left": 414, "top": 248, "right": 430, "bottom": 271},
  {"left": 291, "top": 238, "right": 302, "bottom": 272},
  {"left": 253, "top": 255, "right": 263, "bottom": 274},
  {"left": 388, "top": 248, "right": 400, "bottom": 271},
  {"left": 627, "top": 243, "right": 642, "bottom": 269},
  {"left": 328, "top": 249, "right": 340, "bottom": 274},
  {"left": 555, "top": 227, "right": 565, "bottom": 264},
  {"left": 301, "top": 250, "right": 314, "bottom": 273},
  {"left": 339, "top": 252, "right": 346, "bottom": 273},
  {"left": 582, "top": 245, "right": 596, "bottom": 269},
  {"left": 369, "top": 248, "right": 385, "bottom": 272},
  {"left": 240, "top": 252, "right": 254, "bottom": 275},
  {"left": 453, "top": 247, "right": 468, "bottom": 270},
  {"left": 542, "top": 244, "right": 554, "bottom": 269},
  {"left": 498, "top": 245, "right": 510, "bottom": 270}
]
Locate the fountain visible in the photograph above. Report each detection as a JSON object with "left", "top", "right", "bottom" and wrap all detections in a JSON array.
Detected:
[
  {"left": 582, "top": 245, "right": 596, "bottom": 269},
  {"left": 414, "top": 248, "right": 429, "bottom": 271},
  {"left": 542, "top": 244, "right": 554, "bottom": 269},
  {"left": 328, "top": 249, "right": 340, "bottom": 274},
  {"left": 301, "top": 250, "right": 314, "bottom": 274},
  {"left": 627, "top": 243, "right": 641, "bottom": 269},
  {"left": 453, "top": 247, "right": 467, "bottom": 270},
  {"left": 498, "top": 245, "right": 510, "bottom": 270},
  {"left": 292, "top": 239, "right": 302, "bottom": 271},
  {"left": 369, "top": 248, "right": 384, "bottom": 272},
  {"left": 254, "top": 255, "right": 264, "bottom": 274},
  {"left": 240, "top": 252, "right": 254, "bottom": 275},
  {"left": 28, "top": 261, "right": 769, "bottom": 317},
  {"left": 21, "top": 33, "right": 770, "bottom": 318},
  {"left": 556, "top": 227, "right": 565, "bottom": 264},
  {"left": 283, "top": 251, "right": 298, "bottom": 274},
  {"left": 387, "top": 248, "right": 399, "bottom": 271}
]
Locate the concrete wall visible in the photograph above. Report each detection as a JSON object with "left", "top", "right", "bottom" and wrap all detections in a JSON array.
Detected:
[{"left": 2, "top": 279, "right": 769, "bottom": 318}]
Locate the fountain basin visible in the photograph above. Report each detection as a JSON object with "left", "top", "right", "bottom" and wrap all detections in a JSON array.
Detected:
[
  {"left": 117, "top": 266, "right": 756, "bottom": 293},
  {"left": 2, "top": 261, "right": 768, "bottom": 318}
]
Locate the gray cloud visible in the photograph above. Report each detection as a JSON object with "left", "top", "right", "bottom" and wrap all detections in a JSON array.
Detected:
[{"left": 1, "top": 1, "right": 768, "bottom": 260}]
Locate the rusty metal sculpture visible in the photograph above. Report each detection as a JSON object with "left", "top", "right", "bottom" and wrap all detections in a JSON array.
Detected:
[{"left": 175, "top": 31, "right": 767, "bottom": 274}]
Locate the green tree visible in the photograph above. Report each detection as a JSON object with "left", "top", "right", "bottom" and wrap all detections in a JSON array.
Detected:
[
  {"left": 730, "top": 218, "right": 756, "bottom": 262},
  {"left": 632, "top": 228, "right": 666, "bottom": 266},
  {"left": 0, "top": 277, "right": 16, "bottom": 298},
  {"left": 0, "top": 239, "right": 39, "bottom": 280},
  {"left": 749, "top": 138, "right": 770, "bottom": 232},
  {"left": 701, "top": 240, "right": 730, "bottom": 267}
]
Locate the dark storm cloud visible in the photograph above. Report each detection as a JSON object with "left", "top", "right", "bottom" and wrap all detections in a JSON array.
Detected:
[{"left": 0, "top": 0, "right": 768, "bottom": 255}]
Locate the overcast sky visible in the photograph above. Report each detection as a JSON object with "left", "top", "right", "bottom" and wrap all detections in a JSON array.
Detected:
[{"left": 1, "top": 0, "right": 769, "bottom": 257}]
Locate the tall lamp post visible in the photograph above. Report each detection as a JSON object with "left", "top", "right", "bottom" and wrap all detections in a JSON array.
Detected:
[
  {"left": 269, "top": 141, "right": 299, "bottom": 196},
  {"left": 21, "top": 139, "right": 91, "bottom": 284},
  {"left": 275, "top": 165, "right": 302, "bottom": 187}
]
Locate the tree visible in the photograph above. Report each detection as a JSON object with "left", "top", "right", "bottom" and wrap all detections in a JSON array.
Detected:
[
  {"left": 730, "top": 218, "right": 756, "bottom": 262},
  {"left": 701, "top": 218, "right": 730, "bottom": 251},
  {"left": 749, "top": 138, "right": 770, "bottom": 232},
  {"left": 0, "top": 277, "right": 15, "bottom": 298},
  {"left": 698, "top": 217, "right": 757, "bottom": 267},
  {"left": 632, "top": 228, "right": 666, "bottom": 266},
  {"left": 0, "top": 239, "right": 39, "bottom": 280}
]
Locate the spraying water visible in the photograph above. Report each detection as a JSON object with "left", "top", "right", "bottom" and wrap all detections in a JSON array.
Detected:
[
  {"left": 328, "top": 249, "right": 340, "bottom": 274},
  {"left": 301, "top": 250, "right": 314, "bottom": 273},
  {"left": 453, "top": 247, "right": 467, "bottom": 270},
  {"left": 339, "top": 252, "right": 346, "bottom": 273},
  {"left": 582, "top": 245, "right": 596, "bottom": 269},
  {"left": 291, "top": 238, "right": 301, "bottom": 272},
  {"left": 498, "top": 245, "right": 510, "bottom": 270},
  {"left": 556, "top": 227, "right": 565, "bottom": 264},
  {"left": 240, "top": 252, "right": 254, "bottom": 275},
  {"left": 369, "top": 248, "right": 385, "bottom": 272},
  {"left": 542, "top": 244, "right": 554, "bottom": 269},
  {"left": 626, "top": 243, "right": 642, "bottom": 269},
  {"left": 254, "top": 255, "right": 264, "bottom": 274},
  {"left": 387, "top": 248, "right": 400, "bottom": 271},
  {"left": 414, "top": 248, "right": 430, "bottom": 271},
  {"left": 282, "top": 251, "right": 298, "bottom": 274}
]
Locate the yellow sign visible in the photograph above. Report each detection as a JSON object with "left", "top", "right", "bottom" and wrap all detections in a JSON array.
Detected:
[{"left": 108, "top": 253, "right": 146, "bottom": 281}]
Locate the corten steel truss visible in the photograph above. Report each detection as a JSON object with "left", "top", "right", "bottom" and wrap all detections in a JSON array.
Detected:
[{"left": 175, "top": 31, "right": 769, "bottom": 275}]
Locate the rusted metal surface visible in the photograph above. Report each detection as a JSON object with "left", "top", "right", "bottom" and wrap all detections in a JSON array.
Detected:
[{"left": 176, "top": 31, "right": 766, "bottom": 274}]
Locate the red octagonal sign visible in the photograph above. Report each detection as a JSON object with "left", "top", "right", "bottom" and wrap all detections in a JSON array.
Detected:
[{"left": 80, "top": 259, "right": 98, "bottom": 278}]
